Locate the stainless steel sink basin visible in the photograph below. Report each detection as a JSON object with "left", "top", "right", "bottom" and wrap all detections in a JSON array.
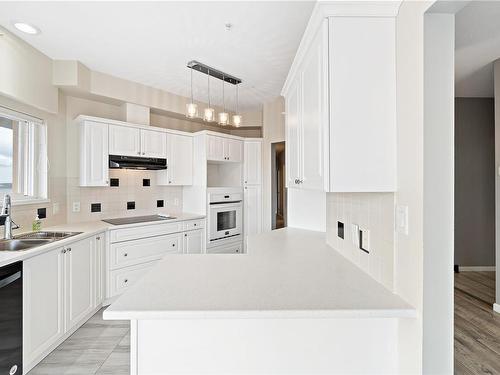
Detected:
[
  {"left": 0, "top": 239, "right": 53, "bottom": 251},
  {"left": 14, "top": 231, "right": 82, "bottom": 240}
]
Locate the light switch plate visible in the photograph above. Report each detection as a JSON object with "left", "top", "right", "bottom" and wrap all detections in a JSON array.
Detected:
[
  {"left": 396, "top": 205, "right": 409, "bottom": 235},
  {"left": 72, "top": 201, "right": 80, "bottom": 213}
]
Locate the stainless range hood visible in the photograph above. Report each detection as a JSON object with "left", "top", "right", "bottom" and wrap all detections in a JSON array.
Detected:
[{"left": 109, "top": 155, "right": 167, "bottom": 170}]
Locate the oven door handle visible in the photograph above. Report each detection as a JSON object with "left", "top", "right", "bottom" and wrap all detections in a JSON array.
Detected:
[
  {"left": 0, "top": 271, "right": 21, "bottom": 289},
  {"left": 209, "top": 201, "right": 242, "bottom": 206}
]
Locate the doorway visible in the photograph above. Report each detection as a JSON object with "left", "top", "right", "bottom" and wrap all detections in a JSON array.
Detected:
[{"left": 271, "top": 142, "right": 286, "bottom": 230}]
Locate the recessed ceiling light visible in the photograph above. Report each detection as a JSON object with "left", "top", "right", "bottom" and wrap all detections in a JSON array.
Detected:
[{"left": 13, "top": 22, "right": 40, "bottom": 35}]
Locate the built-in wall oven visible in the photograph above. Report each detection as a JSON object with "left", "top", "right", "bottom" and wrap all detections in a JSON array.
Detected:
[{"left": 208, "top": 189, "right": 243, "bottom": 242}]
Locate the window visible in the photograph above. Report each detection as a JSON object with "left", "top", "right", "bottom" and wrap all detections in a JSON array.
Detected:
[{"left": 0, "top": 108, "right": 47, "bottom": 203}]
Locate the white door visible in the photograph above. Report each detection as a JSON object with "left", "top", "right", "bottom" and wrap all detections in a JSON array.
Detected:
[
  {"left": 244, "top": 141, "right": 262, "bottom": 185},
  {"left": 65, "top": 237, "right": 94, "bottom": 330},
  {"left": 93, "top": 233, "right": 105, "bottom": 308},
  {"left": 109, "top": 125, "right": 141, "bottom": 156},
  {"left": 244, "top": 185, "right": 262, "bottom": 237},
  {"left": 300, "top": 22, "right": 327, "bottom": 191},
  {"left": 207, "top": 135, "right": 225, "bottom": 161},
  {"left": 167, "top": 133, "right": 193, "bottom": 185},
  {"left": 183, "top": 229, "right": 204, "bottom": 254},
  {"left": 79, "top": 121, "right": 109, "bottom": 187},
  {"left": 224, "top": 139, "right": 243, "bottom": 162},
  {"left": 23, "top": 248, "right": 64, "bottom": 367},
  {"left": 141, "top": 129, "right": 167, "bottom": 158},
  {"left": 285, "top": 77, "right": 301, "bottom": 188}
]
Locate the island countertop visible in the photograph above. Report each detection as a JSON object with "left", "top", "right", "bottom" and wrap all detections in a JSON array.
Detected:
[{"left": 104, "top": 227, "right": 416, "bottom": 320}]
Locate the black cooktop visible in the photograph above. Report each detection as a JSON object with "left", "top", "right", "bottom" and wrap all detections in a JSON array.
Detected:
[{"left": 102, "top": 215, "right": 176, "bottom": 226}]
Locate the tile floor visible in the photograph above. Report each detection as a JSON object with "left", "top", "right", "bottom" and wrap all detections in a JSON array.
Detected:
[{"left": 28, "top": 308, "right": 130, "bottom": 375}]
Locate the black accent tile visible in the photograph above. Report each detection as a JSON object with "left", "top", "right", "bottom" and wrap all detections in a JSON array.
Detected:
[
  {"left": 143, "top": 179, "right": 150, "bottom": 187},
  {"left": 157, "top": 200, "right": 164, "bottom": 208},
  {"left": 127, "top": 201, "right": 135, "bottom": 210},
  {"left": 91, "top": 203, "right": 101, "bottom": 213},
  {"left": 110, "top": 178, "right": 119, "bottom": 187},
  {"left": 37, "top": 207, "right": 47, "bottom": 219},
  {"left": 337, "top": 221, "right": 344, "bottom": 239}
]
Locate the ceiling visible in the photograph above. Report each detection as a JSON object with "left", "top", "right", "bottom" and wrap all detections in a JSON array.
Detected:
[
  {"left": 455, "top": 1, "right": 500, "bottom": 97},
  {"left": 0, "top": 1, "right": 315, "bottom": 111}
]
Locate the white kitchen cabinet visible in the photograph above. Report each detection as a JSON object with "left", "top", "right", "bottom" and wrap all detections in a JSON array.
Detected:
[
  {"left": 141, "top": 129, "right": 167, "bottom": 158},
  {"left": 183, "top": 229, "right": 204, "bottom": 254},
  {"left": 65, "top": 237, "right": 95, "bottom": 331},
  {"left": 282, "top": 17, "right": 396, "bottom": 192},
  {"left": 244, "top": 185, "right": 262, "bottom": 237},
  {"left": 93, "top": 233, "right": 105, "bottom": 308},
  {"left": 79, "top": 120, "right": 109, "bottom": 187},
  {"left": 158, "top": 133, "right": 193, "bottom": 185},
  {"left": 244, "top": 140, "right": 262, "bottom": 185},
  {"left": 109, "top": 124, "right": 141, "bottom": 157},
  {"left": 207, "top": 135, "right": 225, "bottom": 161},
  {"left": 207, "top": 135, "right": 243, "bottom": 162},
  {"left": 23, "top": 247, "right": 65, "bottom": 369}
]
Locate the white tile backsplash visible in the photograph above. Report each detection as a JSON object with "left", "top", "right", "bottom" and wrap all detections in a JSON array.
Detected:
[{"left": 326, "top": 192, "right": 395, "bottom": 291}]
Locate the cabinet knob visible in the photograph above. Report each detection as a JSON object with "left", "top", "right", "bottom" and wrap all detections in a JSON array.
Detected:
[
  {"left": 124, "top": 253, "right": 128, "bottom": 257},
  {"left": 62, "top": 249, "right": 67, "bottom": 254},
  {"left": 124, "top": 279, "right": 128, "bottom": 283},
  {"left": 245, "top": 181, "right": 247, "bottom": 183},
  {"left": 137, "top": 151, "right": 141, "bottom": 155},
  {"left": 169, "top": 180, "right": 172, "bottom": 184},
  {"left": 142, "top": 152, "right": 145, "bottom": 155},
  {"left": 172, "top": 243, "right": 175, "bottom": 247},
  {"left": 96, "top": 236, "right": 100, "bottom": 240},
  {"left": 194, "top": 223, "right": 197, "bottom": 226},
  {"left": 184, "top": 234, "right": 187, "bottom": 237},
  {"left": 67, "top": 247, "right": 72, "bottom": 252}
]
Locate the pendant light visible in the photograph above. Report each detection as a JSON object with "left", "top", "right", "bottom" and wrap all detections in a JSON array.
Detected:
[
  {"left": 186, "top": 68, "right": 198, "bottom": 118},
  {"left": 203, "top": 69, "right": 215, "bottom": 122},
  {"left": 218, "top": 75, "right": 229, "bottom": 125},
  {"left": 232, "top": 84, "right": 242, "bottom": 127}
]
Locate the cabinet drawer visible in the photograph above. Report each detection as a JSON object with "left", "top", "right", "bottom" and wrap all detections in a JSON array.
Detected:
[
  {"left": 109, "top": 262, "right": 156, "bottom": 298},
  {"left": 183, "top": 219, "right": 205, "bottom": 231},
  {"left": 110, "top": 222, "right": 184, "bottom": 243},
  {"left": 110, "top": 233, "right": 182, "bottom": 270},
  {"left": 207, "top": 242, "right": 243, "bottom": 254},
  {"left": 210, "top": 193, "right": 243, "bottom": 203}
]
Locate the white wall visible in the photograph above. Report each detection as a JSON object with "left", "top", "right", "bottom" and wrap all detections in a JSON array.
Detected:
[{"left": 262, "top": 97, "right": 285, "bottom": 231}]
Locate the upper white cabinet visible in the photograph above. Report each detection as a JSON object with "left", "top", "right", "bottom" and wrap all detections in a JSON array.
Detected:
[
  {"left": 79, "top": 120, "right": 109, "bottom": 187},
  {"left": 158, "top": 133, "right": 193, "bottom": 186},
  {"left": 244, "top": 140, "right": 262, "bottom": 185},
  {"left": 207, "top": 135, "right": 243, "bottom": 162},
  {"left": 282, "top": 15, "right": 396, "bottom": 192},
  {"left": 109, "top": 125, "right": 166, "bottom": 158}
]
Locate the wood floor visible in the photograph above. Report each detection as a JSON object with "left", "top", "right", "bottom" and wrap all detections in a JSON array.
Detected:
[
  {"left": 455, "top": 271, "right": 500, "bottom": 374},
  {"left": 28, "top": 308, "right": 130, "bottom": 375}
]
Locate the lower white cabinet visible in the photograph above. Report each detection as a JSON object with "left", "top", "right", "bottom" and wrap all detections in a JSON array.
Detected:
[
  {"left": 244, "top": 185, "right": 262, "bottom": 237},
  {"left": 23, "top": 234, "right": 104, "bottom": 372},
  {"left": 109, "top": 261, "right": 157, "bottom": 298},
  {"left": 183, "top": 229, "right": 204, "bottom": 254},
  {"left": 206, "top": 242, "right": 242, "bottom": 254}
]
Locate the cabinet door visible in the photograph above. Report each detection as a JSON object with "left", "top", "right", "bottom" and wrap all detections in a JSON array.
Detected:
[
  {"left": 109, "top": 125, "right": 141, "bottom": 157},
  {"left": 93, "top": 233, "right": 105, "bottom": 308},
  {"left": 244, "top": 141, "right": 262, "bottom": 185},
  {"left": 79, "top": 121, "right": 109, "bottom": 187},
  {"left": 23, "top": 248, "right": 64, "bottom": 367},
  {"left": 207, "top": 135, "right": 225, "bottom": 161},
  {"left": 141, "top": 129, "right": 167, "bottom": 158},
  {"left": 224, "top": 139, "right": 243, "bottom": 162},
  {"left": 183, "top": 229, "right": 204, "bottom": 254},
  {"left": 167, "top": 133, "right": 193, "bottom": 185},
  {"left": 65, "top": 237, "right": 94, "bottom": 330},
  {"left": 244, "top": 185, "right": 262, "bottom": 237},
  {"left": 285, "top": 77, "right": 301, "bottom": 188},
  {"left": 300, "top": 22, "right": 327, "bottom": 191}
]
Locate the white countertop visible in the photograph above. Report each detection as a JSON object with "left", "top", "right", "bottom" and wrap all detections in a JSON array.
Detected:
[
  {"left": 103, "top": 228, "right": 416, "bottom": 320},
  {"left": 0, "top": 213, "right": 205, "bottom": 267}
]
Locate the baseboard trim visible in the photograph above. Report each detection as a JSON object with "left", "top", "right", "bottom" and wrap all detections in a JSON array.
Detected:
[
  {"left": 493, "top": 304, "right": 500, "bottom": 314},
  {"left": 459, "top": 266, "right": 496, "bottom": 272}
]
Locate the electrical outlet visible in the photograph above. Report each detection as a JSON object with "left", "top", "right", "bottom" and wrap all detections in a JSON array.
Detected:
[
  {"left": 174, "top": 198, "right": 179, "bottom": 206},
  {"left": 351, "top": 224, "right": 359, "bottom": 246},
  {"left": 72, "top": 202, "right": 80, "bottom": 213},
  {"left": 396, "top": 205, "right": 409, "bottom": 235}
]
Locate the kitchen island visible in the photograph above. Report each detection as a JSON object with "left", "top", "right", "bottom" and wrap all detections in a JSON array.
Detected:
[{"left": 104, "top": 228, "right": 415, "bottom": 374}]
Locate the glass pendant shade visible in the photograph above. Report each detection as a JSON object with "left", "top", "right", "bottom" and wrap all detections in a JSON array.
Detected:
[
  {"left": 218, "top": 111, "right": 229, "bottom": 125},
  {"left": 204, "top": 107, "right": 215, "bottom": 122},
  {"left": 232, "top": 114, "right": 242, "bottom": 127},
  {"left": 186, "top": 102, "right": 198, "bottom": 118}
]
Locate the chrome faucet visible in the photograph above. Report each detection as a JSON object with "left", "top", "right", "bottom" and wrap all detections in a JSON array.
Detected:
[{"left": 1, "top": 194, "right": 19, "bottom": 240}]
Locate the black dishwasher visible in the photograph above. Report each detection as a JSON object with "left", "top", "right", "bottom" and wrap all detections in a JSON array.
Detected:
[{"left": 0, "top": 262, "right": 22, "bottom": 375}]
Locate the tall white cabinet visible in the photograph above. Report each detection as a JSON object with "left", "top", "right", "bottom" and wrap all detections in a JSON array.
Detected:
[
  {"left": 244, "top": 139, "right": 263, "bottom": 242},
  {"left": 282, "top": 16, "right": 396, "bottom": 193}
]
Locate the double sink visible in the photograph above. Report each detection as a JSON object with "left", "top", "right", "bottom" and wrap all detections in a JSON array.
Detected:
[{"left": 0, "top": 231, "right": 82, "bottom": 251}]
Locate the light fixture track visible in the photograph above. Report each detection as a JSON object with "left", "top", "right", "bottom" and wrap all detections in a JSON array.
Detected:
[{"left": 187, "top": 60, "right": 242, "bottom": 85}]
